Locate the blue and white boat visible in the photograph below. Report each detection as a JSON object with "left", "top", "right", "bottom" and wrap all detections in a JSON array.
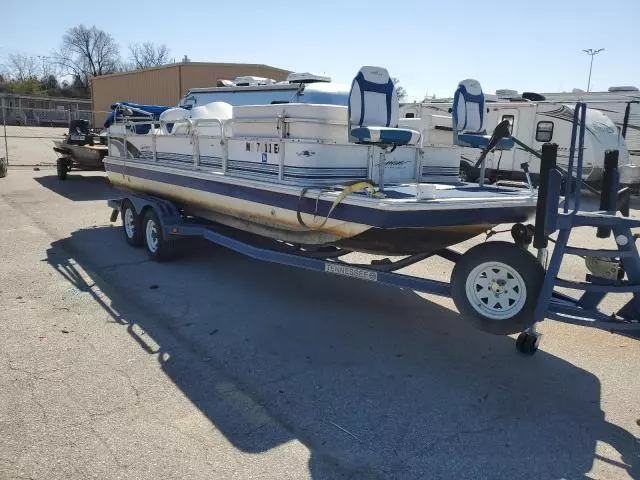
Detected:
[{"left": 103, "top": 67, "right": 537, "bottom": 255}]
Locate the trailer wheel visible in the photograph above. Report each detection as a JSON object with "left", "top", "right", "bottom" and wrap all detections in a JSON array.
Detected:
[
  {"left": 56, "top": 158, "right": 69, "bottom": 180},
  {"left": 122, "top": 200, "right": 143, "bottom": 247},
  {"left": 142, "top": 209, "right": 175, "bottom": 261},
  {"left": 451, "top": 241, "right": 544, "bottom": 335}
]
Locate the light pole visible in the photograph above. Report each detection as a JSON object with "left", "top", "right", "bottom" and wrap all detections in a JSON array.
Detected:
[
  {"left": 37, "top": 55, "right": 51, "bottom": 76},
  {"left": 582, "top": 48, "right": 604, "bottom": 92}
]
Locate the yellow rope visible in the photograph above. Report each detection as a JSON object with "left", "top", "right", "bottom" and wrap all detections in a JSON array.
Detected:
[{"left": 296, "top": 181, "right": 384, "bottom": 230}]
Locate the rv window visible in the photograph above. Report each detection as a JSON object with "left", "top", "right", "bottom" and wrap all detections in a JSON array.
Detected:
[
  {"left": 536, "top": 121, "right": 554, "bottom": 142},
  {"left": 501, "top": 115, "right": 514, "bottom": 134},
  {"left": 404, "top": 113, "right": 415, "bottom": 118}
]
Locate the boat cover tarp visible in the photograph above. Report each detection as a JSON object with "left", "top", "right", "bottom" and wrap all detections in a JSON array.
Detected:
[{"left": 104, "top": 102, "right": 172, "bottom": 132}]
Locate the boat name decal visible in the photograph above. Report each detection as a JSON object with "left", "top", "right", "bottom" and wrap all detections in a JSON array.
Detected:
[
  {"left": 384, "top": 159, "right": 410, "bottom": 168},
  {"left": 325, "top": 263, "right": 378, "bottom": 282}
]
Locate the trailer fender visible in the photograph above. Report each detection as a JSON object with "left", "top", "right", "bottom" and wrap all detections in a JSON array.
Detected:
[{"left": 111, "top": 194, "right": 183, "bottom": 236}]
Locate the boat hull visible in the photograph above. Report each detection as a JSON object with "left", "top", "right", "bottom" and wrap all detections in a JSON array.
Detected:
[
  {"left": 54, "top": 141, "right": 107, "bottom": 169},
  {"left": 105, "top": 157, "right": 536, "bottom": 255}
]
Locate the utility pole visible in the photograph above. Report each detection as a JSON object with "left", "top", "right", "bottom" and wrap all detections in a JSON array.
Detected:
[{"left": 582, "top": 48, "right": 604, "bottom": 92}]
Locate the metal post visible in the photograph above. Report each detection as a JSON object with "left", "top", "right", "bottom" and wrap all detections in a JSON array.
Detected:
[
  {"left": 478, "top": 156, "right": 487, "bottom": 188},
  {"left": 573, "top": 104, "right": 587, "bottom": 212},
  {"left": 152, "top": 127, "right": 157, "bottom": 162},
  {"left": 378, "top": 151, "right": 385, "bottom": 192},
  {"left": 534, "top": 143, "right": 558, "bottom": 261},
  {"left": 583, "top": 48, "right": 604, "bottom": 93},
  {"left": 620, "top": 102, "right": 638, "bottom": 139},
  {"left": 587, "top": 55, "right": 594, "bottom": 93},
  {"left": 192, "top": 123, "right": 200, "bottom": 170},
  {"left": 597, "top": 149, "right": 619, "bottom": 238},
  {"left": 2, "top": 105, "right": 8, "bottom": 164}
]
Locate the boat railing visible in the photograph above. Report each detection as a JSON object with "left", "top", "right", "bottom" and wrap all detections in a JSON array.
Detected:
[{"left": 111, "top": 114, "right": 460, "bottom": 184}]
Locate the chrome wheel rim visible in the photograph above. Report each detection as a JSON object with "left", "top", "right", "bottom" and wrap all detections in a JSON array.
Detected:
[
  {"left": 465, "top": 261, "right": 527, "bottom": 320},
  {"left": 145, "top": 218, "right": 159, "bottom": 253}
]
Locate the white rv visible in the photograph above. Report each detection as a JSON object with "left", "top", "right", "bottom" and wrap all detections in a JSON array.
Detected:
[
  {"left": 401, "top": 96, "right": 637, "bottom": 187},
  {"left": 542, "top": 86, "right": 640, "bottom": 160}
]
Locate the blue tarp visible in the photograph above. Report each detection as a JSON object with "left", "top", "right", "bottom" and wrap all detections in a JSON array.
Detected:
[{"left": 104, "top": 102, "right": 172, "bottom": 132}]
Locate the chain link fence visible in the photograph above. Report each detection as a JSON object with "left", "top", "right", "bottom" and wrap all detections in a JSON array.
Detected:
[{"left": 1, "top": 107, "right": 111, "bottom": 167}]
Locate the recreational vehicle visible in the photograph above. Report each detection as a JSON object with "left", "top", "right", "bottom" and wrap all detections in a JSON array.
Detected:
[
  {"left": 401, "top": 96, "right": 636, "bottom": 187},
  {"left": 542, "top": 86, "right": 640, "bottom": 159}
]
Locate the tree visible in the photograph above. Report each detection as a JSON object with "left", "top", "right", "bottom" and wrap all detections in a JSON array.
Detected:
[
  {"left": 54, "top": 24, "right": 120, "bottom": 89},
  {"left": 128, "top": 42, "right": 170, "bottom": 69},
  {"left": 9, "top": 78, "right": 40, "bottom": 94},
  {"left": 6, "top": 53, "right": 40, "bottom": 81},
  {"left": 392, "top": 77, "right": 407, "bottom": 101},
  {"left": 40, "top": 74, "right": 59, "bottom": 91}
]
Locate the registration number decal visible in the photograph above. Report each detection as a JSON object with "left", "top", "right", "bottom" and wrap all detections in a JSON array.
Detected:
[{"left": 245, "top": 141, "right": 280, "bottom": 154}]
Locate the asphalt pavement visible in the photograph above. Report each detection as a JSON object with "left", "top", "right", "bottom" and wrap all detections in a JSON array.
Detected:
[{"left": 0, "top": 167, "right": 638, "bottom": 479}]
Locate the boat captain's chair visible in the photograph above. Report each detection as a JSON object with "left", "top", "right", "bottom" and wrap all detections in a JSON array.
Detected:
[
  {"left": 348, "top": 66, "right": 420, "bottom": 147},
  {"left": 452, "top": 79, "right": 513, "bottom": 150}
]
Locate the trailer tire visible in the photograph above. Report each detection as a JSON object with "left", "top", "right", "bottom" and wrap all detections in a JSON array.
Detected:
[
  {"left": 142, "top": 209, "right": 176, "bottom": 261},
  {"left": 56, "top": 158, "right": 68, "bottom": 180},
  {"left": 451, "top": 241, "right": 544, "bottom": 335},
  {"left": 122, "top": 200, "right": 143, "bottom": 247}
]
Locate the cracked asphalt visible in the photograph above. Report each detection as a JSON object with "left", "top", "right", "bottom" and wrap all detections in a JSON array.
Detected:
[{"left": 0, "top": 167, "right": 638, "bottom": 479}]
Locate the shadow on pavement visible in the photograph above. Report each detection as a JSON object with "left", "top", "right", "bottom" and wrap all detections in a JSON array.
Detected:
[
  {"left": 35, "top": 174, "right": 114, "bottom": 202},
  {"left": 46, "top": 226, "right": 639, "bottom": 479}
]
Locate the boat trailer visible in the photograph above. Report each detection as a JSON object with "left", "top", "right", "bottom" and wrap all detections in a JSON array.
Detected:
[{"left": 108, "top": 103, "right": 639, "bottom": 354}]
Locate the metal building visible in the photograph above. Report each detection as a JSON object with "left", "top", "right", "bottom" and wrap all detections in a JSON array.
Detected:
[{"left": 91, "top": 62, "right": 290, "bottom": 125}]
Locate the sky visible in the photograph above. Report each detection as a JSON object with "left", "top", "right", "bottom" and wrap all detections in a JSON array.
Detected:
[{"left": 1, "top": 0, "right": 638, "bottom": 101}]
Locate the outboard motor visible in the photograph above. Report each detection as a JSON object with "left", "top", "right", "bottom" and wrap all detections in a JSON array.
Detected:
[{"left": 67, "top": 119, "right": 90, "bottom": 145}]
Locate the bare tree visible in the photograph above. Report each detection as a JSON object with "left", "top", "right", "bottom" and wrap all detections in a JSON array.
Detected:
[
  {"left": 6, "top": 53, "right": 40, "bottom": 81},
  {"left": 392, "top": 77, "right": 407, "bottom": 101},
  {"left": 54, "top": 24, "right": 120, "bottom": 88},
  {"left": 128, "top": 42, "right": 170, "bottom": 70}
]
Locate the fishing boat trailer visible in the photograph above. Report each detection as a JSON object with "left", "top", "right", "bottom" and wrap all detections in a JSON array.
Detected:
[{"left": 108, "top": 103, "right": 640, "bottom": 354}]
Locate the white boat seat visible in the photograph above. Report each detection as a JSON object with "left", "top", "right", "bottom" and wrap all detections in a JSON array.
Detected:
[
  {"left": 350, "top": 126, "right": 419, "bottom": 144},
  {"left": 159, "top": 107, "right": 190, "bottom": 134},
  {"left": 191, "top": 102, "right": 233, "bottom": 136},
  {"left": 452, "top": 79, "right": 513, "bottom": 150},
  {"left": 348, "top": 66, "right": 419, "bottom": 147}
]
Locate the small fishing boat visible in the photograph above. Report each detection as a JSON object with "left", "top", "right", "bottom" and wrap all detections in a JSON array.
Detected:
[{"left": 53, "top": 120, "right": 108, "bottom": 180}]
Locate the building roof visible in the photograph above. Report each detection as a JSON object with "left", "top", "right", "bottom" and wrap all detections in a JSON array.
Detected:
[{"left": 91, "top": 62, "right": 291, "bottom": 81}]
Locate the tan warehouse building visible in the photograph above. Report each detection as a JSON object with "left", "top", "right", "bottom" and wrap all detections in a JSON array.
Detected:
[{"left": 91, "top": 62, "right": 290, "bottom": 125}]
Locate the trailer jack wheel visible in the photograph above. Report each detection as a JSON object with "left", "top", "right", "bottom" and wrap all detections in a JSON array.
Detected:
[{"left": 516, "top": 331, "right": 539, "bottom": 355}]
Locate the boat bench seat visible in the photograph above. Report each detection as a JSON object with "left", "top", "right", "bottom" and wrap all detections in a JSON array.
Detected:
[
  {"left": 232, "top": 103, "right": 349, "bottom": 141},
  {"left": 456, "top": 133, "right": 514, "bottom": 150},
  {"left": 350, "top": 126, "right": 420, "bottom": 145}
]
